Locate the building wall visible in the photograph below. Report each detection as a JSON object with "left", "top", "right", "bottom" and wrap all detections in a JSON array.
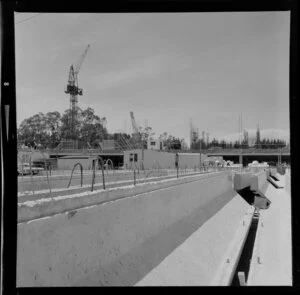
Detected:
[
  {"left": 144, "top": 150, "right": 175, "bottom": 169},
  {"left": 123, "top": 149, "right": 143, "bottom": 169},
  {"left": 147, "top": 139, "right": 163, "bottom": 150},
  {"left": 124, "top": 150, "right": 209, "bottom": 170},
  {"left": 57, "top": 158, "right": 94, "bottom": 170},
  {"left": 178, "top": 153, "right": 207, "bottom": 169}
]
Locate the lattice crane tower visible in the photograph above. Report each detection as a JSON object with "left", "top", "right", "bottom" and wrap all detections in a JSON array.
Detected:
[{"left": 65, "top": 44, "right": 90, "bottom": 140}]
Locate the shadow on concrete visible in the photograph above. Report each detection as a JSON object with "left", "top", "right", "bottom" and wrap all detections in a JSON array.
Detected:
[
  {"left": 236, "top": 187, "right": 255, "bottom": 205},
  {"left": 74, "top": 189, "right": 236, "bottom": 286},
  {"left": 270, "top": 175, "right": 280, "bottom": 182},
  {"left": 231, "top": 216, "right": 259, "bottom": 286}
]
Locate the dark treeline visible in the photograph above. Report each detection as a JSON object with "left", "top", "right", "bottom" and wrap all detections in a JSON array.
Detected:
[
  {"left": 17, "top": 107, "right": 184, "bottom": 150},
  {"left": 18, "top": 108, "right": 288, "bottom": 150},
  {"left": 18, "top": 107, "right": 110, "bottom": 149},
  {"left": 190, "top": 138, "right": 287, "bottom": 150}
]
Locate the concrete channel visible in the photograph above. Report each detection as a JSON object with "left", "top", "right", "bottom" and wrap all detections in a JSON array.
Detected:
[{"left": 17, "top": 168, "right": 291, "bottom": 286}]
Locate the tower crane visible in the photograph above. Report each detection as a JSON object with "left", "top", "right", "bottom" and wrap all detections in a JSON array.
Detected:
[
  {"left": 65, "top": 44, "right": 90, "bottom": 140},
  {"left": 130, "top": 111, "right": 140, "bottom": 134},
  {"left": 130, "top": 111, "right": 143, "bottom": 148}
]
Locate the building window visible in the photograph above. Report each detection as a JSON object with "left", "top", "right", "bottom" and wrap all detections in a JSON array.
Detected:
[
  {"left": 130, "top": 153, "right": 133, "bottom": 162},
  {"left": 134, "top": 154, "right": 138, "bottom": 162},
  {"left": 151, "top": 141, "right": 156, "bottom": 146}
]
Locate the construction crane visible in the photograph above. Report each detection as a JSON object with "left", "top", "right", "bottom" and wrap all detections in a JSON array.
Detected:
[
  {"left": 130, "top": 111, "right": 143, "bottom": 148},
  {"left": 65, "top": 44, "right": 90, "bottom": 141},
  {"left": 130, "top": 111, "right": 140, "bottom": 134}
]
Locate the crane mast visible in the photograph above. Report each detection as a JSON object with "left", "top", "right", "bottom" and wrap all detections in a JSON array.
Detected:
[
  {"left": 65, "top": 44, "right": 90, "bottom": 142},
  {"left": 130, "top": 111, "right": 140, "bottom": 134}
]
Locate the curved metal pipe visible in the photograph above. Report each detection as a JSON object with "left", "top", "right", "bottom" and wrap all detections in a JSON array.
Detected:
[
  {"left": 67, "top": 162, "right": 83, "bottom": 188},
  {"left": 106, "top": 158, "right": 114, "bottom": 172},
  {"left": 91, "top": 156, "right": 105, "bottom": 192}
]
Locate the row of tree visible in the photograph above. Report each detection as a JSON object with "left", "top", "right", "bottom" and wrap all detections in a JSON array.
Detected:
[
  {"left": 190, "top": 138, "right": 287, "bottom": 150},
  {"left": 17, "top": 107, "right": 185, "bottom": 150},
  {"left": 17, "top": 107, "right": 287, "bottom": 150},
  {"left": 17, "top": 107, "right": 108, "bottom": 149}
]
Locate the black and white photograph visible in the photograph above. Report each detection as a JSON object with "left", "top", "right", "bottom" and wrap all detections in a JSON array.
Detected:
[{"left": 0, "top": 2, "right": 296, "bottom": 290}]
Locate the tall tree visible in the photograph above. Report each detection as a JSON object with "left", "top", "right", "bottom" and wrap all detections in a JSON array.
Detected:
[
  {"left": 60, "top": 106, "right": 82, "bottom": 141},
  {"left": 18, "top": 112, "right": 49, "bottom": 148},
  {"left": 45, "top": 111, "right": 62, "bottom": 148},
  {"left": 80, "top": 107, "right": 108, "bottom": 147}
]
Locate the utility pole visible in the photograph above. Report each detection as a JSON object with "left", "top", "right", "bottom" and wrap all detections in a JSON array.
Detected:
[
  {"left": 199, "top": 137, "right": 202, "bottom": 172},
  {"left": 239, "top": 114, "right": 243, "bottom": 169}
]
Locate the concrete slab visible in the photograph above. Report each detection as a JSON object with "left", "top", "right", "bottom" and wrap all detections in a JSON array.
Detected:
[
  {"left": 135, "top": 195, "right": 251, "bottom": 286},
  {"left": 247, "top": 175, "right": 292, "bottom": 286}
]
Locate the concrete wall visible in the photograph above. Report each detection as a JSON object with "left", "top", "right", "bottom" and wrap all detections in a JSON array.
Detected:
[
  {"left": 250, "top": 170, "right": 267, "bottom": 192},
  {"left": 17, "top": 172, "right": 235, "bottom": 286},
  {"left": 57, "top": 158, "right": 94, "bottom": 170},
  {"left": 18, "top": 172, "right": 222, "bottom": 223},
  {"left": 233, "top": 172, "right": 252, "bottom": 190}
]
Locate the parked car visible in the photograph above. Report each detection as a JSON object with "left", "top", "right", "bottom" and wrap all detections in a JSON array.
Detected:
[{"left": 18, "top": 163, "right": 44, "bottom": 175}]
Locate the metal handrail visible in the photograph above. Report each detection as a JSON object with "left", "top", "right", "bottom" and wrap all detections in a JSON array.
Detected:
[
  {"left": 67, "top": 162, "right": 83, "bottom": 188},
  {"left": 91, "top": 156, "right": 105, "bottom": 191}
]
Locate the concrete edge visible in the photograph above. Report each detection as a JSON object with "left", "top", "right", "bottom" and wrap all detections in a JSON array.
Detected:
[
  {"left": 210, "top": 205, "right": 255, "bottom": 286},
  {"left": 18, "top": 172, "right": 229, "bottom": 223}
]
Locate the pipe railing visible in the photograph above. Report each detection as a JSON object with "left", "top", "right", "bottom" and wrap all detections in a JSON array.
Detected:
[
  {"left": 105, "top": 159, "right": 114, "bottom": 175},
  {"left": 91, "top": 156, "right": 106, "bottom": 192},
  {"left": 28, "top": 153, "right": 35, "bottom": 196},
  {"left": 67, "top": 163, "right": 83, "bottom": 188}
]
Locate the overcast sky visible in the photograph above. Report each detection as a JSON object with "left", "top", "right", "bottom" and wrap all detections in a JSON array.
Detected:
[{"left": 15, "top": 12, "right": 290, "bottom": 145}]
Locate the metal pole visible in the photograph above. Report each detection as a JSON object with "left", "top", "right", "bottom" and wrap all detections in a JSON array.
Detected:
[
  {"left": 141, "top": 134, "right": 145, "bottom": 171},
  {"left": 199, "top": 139, "right": 202, "bottom": 173},
  {"left": 134, "top": 169, "right": 136, "bottom": 186}
]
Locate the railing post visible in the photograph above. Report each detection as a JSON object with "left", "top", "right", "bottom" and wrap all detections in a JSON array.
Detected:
[
  {"left": 67, "top": 162, "right": 83, "bottom": 188},
  {"left": 29, "top": 153, "right": 35, "bottom": 196},
  {"left": 134, "top": 169, "right": 136, "bottom": 186},
  {"left": 40, "top": 150, "right": 52, "bottom": 198},
  {"left": 102, "top": 162, "right": 106, "bottom": 189},
  {"left": 91, "top": 156, "right": 105, "bottom": 192}
]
